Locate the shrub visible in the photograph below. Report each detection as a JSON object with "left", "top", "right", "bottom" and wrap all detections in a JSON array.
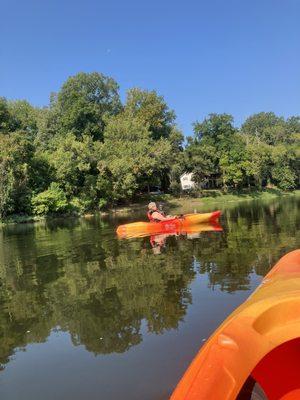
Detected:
[
  {"left": 69, "top": 196, "right": 93, "bottom": 214},
  {"left": 98, "top": 198, "right": 107, "bottom": 210},
  {"left": 31, "top": 183, "right": 68, "bottom": 215},
  {"left": 271, "top": 165, "right": 296, "bottom": 191}
]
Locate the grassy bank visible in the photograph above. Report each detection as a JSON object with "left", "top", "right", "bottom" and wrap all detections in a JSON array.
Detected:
[
  {"left": 165, "top": 188, "right": 300, "bottom": 214},
  {"left": 1, "top": 188, "right": 299, "bottom": 226},
  {"left": 101, "top": 188, "right": 300, "bottom": 215}
]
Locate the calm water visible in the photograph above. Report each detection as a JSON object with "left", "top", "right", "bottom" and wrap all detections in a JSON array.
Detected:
[{"left": 0, "top": 196, "right": 299, "bottom": 400}]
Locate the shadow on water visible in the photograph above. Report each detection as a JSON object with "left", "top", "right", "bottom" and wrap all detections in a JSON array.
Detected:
[{"left": 0, "top": 196, "right": 299, "bottom": 399}]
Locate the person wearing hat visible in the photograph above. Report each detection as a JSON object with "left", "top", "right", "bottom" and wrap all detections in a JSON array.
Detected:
[{"left": 147, "top": 202, "right": 174, "bottom": 222}]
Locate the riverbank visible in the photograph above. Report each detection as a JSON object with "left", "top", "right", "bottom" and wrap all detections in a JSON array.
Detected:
[
  {"left": 110, "top": 188, "right": 300, "bottom": 215},
  {"left": 1, "top": 188, "right": 299, "bottom": 226}
]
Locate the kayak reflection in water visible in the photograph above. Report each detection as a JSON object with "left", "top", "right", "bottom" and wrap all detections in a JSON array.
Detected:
[
  {"left": 147, "top": 202, "right": 175, "bottom": 222},
  {"left": 150, "top": 233, "right": 168, "bottom": 255},
  {"left": 149, "top": 222, "right": 223, "bottom": 255}
]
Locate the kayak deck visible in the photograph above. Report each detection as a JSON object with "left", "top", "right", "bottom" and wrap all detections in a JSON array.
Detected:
[{"left": 171, "top": 249, "right": 300, "bottom": 400}]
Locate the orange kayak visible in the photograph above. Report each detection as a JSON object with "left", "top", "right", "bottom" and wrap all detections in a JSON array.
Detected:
[
  {"left": 171, "top": 249, "right": 300, "bottom": 400},
  {"left": 116, "top": 211, "right": 221, "bottom": 238},
  {"left": 123, "top": 222, "right": 222, "bottom": 240}
]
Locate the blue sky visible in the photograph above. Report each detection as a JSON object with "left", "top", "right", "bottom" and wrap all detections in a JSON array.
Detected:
[{"left": 1, "top": 0, "right": 299, "bottom": 135}]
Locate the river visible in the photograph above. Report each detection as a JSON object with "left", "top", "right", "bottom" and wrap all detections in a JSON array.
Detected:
[{"left": 0, "top": 195, "right": 299, "bottom": 399}]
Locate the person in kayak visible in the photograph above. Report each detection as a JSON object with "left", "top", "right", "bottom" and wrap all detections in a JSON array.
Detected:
[{"left": 147, "top": 202, "right": 174, "bottom": 222}]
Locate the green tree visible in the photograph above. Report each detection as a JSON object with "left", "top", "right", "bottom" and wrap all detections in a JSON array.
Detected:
[
  {"left": 0, "top": 97, "right": 14, "bottom": 133},
  {"left": 270, "top": 145, "right": 297, "bottom": 190},
  {"left": 29, "top": 155, "right": 54, "bottom": 194},
  {"left": 0, "top": 132, "right": 34, "bottom": 216},
  {"left": 160, "top": 126, "right": 184, "bottom": 191},
  {"left": 55, "top": 72, "right": 121, "bottom": 140},
  {"left": 49, "top": 133, "right": 96, "bottom": 198},
  {"left": 8, "top": 100, "right": 38, "bottom": 136},
  {"left": 219, "top": 135, "right": 247, "bottom": 189},
  {"left": 241, "top": 112, "right": 288, "bottom": 145},
  {"left": 286, "top": 116, "right": 300, "bottom": 134},
  {"left": 184, "top": 139, "right": 217, "bottom": 188},
  {"left": 33, "top": 106, "right": 60, "bottom": 151},
  {"left": 189, "top": 114, "right": 237, "bottom": 189},
  {"left": 124, "top": 88, "right": 176, "bottom": 140},
  {"left": 97, "top": 113, "right": 171, "bottom": 202},
  {"left": 193, "top": 113, "right": 236, "bottom": 149},
  {"left": 243, "top": 139, "right": 271, "bottom": 188}
]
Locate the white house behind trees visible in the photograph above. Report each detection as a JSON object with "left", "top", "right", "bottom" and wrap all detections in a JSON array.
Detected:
[{"left": 180, "top": 172, "right": 195, "bottom": 190}]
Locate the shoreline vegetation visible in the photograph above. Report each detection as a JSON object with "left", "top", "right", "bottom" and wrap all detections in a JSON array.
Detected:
[
  {"left": 1, "top": 188, "right": 299, "bottom": 226},
  {"left": 1, "top": 72, "right": 299, "bottom": 224}
]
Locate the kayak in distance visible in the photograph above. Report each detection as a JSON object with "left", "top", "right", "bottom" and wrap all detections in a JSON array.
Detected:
[
  {"left": 119, "top": 221, "right": 222, "bottom": 240},
  {"left": 170, "top": 249, "right": 300, "bottom": 400},
  {"left": 116, "top": 210, "right": 221, "bottom": 239}
]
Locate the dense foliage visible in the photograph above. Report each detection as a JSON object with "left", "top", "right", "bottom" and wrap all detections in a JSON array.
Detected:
[{"left": 0, "top": 73, "right": 299, "bottom": 217}]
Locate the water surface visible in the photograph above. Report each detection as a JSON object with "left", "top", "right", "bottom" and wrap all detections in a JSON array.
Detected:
[{"left": 0, "top": 196, "right": 299, "bottom": 399}]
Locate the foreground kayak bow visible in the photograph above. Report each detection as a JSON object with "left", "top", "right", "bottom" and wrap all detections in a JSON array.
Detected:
[
  {"left": 116, "top": 210, "right": 221, "bottom": 239},
  {"left": 171, "top": 249, "right": 300, "bottom": 400}
]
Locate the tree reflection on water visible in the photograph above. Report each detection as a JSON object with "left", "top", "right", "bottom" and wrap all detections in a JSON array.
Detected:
[{"left": 0, "top": 196, "right": 299, "bottom": 369}]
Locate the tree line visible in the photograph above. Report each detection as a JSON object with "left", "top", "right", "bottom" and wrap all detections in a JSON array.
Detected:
[{"left": 0, "top": 72, "right": 299, "bottom": 217}]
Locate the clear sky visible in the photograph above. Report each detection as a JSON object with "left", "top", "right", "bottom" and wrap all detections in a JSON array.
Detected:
[{"left": 1, "top": 0, "right": 299, "bottom": 135}]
